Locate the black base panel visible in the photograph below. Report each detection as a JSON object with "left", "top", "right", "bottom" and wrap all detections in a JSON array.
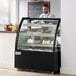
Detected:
[{"left": 15, "top": 50, "right": 61, "bottom": 73}]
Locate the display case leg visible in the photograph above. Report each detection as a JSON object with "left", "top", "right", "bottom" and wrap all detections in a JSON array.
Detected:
[{"left": 53, "top": 69, "right": 60, "bottom": 74}]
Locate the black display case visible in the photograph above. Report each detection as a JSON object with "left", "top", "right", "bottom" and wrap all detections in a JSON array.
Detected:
[{"left": 15, "top": 18, "right": 61, "bottom": 74}]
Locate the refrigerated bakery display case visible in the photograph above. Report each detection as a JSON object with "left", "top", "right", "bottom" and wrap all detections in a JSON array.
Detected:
[{"left": 15, "top": 18, "right": 61, "bottom": 74}]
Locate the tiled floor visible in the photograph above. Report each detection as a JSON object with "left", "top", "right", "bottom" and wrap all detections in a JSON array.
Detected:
[{"left": 0, "top": 68, "right": 75, "bottom": 76}]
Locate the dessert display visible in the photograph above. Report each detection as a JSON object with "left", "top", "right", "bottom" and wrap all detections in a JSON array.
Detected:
[
  {"left": 34, "top": 37, "right": 42, "bottom": 44},
  {"left": 27, "top": 36, "right": 34, "bottom": 44},
  {"left": 42, "top": 37, "right": 52, "bottom": 45},
  {"left": 42, "top": 40, "right": 51, "bottom": 45},
  {"left": 15, "top": 18, "right": 61, "bottom": 72}
]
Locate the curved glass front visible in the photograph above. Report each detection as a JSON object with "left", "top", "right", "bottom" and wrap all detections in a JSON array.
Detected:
[{"left": 16, "top": 18, "right": 61, "bottom": 52}]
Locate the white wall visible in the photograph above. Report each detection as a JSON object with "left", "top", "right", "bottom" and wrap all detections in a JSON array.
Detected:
[
  {"left": 19, "top": 0, "right": 29, "bottom": 21},
  {"left": 51, "top": 0, "right": 60, "bottom": 18},
  {"left": 10, "top": 0, "right": 19, "bottom": 24},
  {"left": 61, "top": 0, "right": 76, "bottom": 75}
]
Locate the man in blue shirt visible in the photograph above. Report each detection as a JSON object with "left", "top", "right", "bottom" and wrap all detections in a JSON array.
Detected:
[{"left": 39, "top": 4, "right": 55, "bottom": 18}]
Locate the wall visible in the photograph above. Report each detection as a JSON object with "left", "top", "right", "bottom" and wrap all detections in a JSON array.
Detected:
[
  {"left": 19, "top": 0, "right": 29, "bottom": 21},
  {"left": 61, "top": 0, "right": 76, "bottom": 75},
  {"left": 10, "top": 0, "right": 19, "bottom": 24}
]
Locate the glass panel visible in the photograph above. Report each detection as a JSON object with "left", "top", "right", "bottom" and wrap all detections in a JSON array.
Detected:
[
  {"left": 56, "top": 25, "right": 61, "bottom": 47},
  {"left": 17, "top": 18, "right": 60, "bottom": 52}
]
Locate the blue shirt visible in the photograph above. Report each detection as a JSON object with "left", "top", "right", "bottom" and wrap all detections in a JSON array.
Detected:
[{"left": 39, "top": 12, "right": 55, "bottom": 18}]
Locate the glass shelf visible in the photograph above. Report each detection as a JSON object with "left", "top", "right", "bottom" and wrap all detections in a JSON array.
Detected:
[
  {"left": 21, "top": 24, "right": 57, "bottom": 31},
  {"left": 21, "top": 33, "right": 55, "bottom": 37},
  {"left": 22, "top": 43, "right": 53, "bottom": 47},
  {"left": 22, "top": 23, "right": 57, "bottom": 27},
  {"left": 19, "top": 48, "right": 53, "bottom": 52}
]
